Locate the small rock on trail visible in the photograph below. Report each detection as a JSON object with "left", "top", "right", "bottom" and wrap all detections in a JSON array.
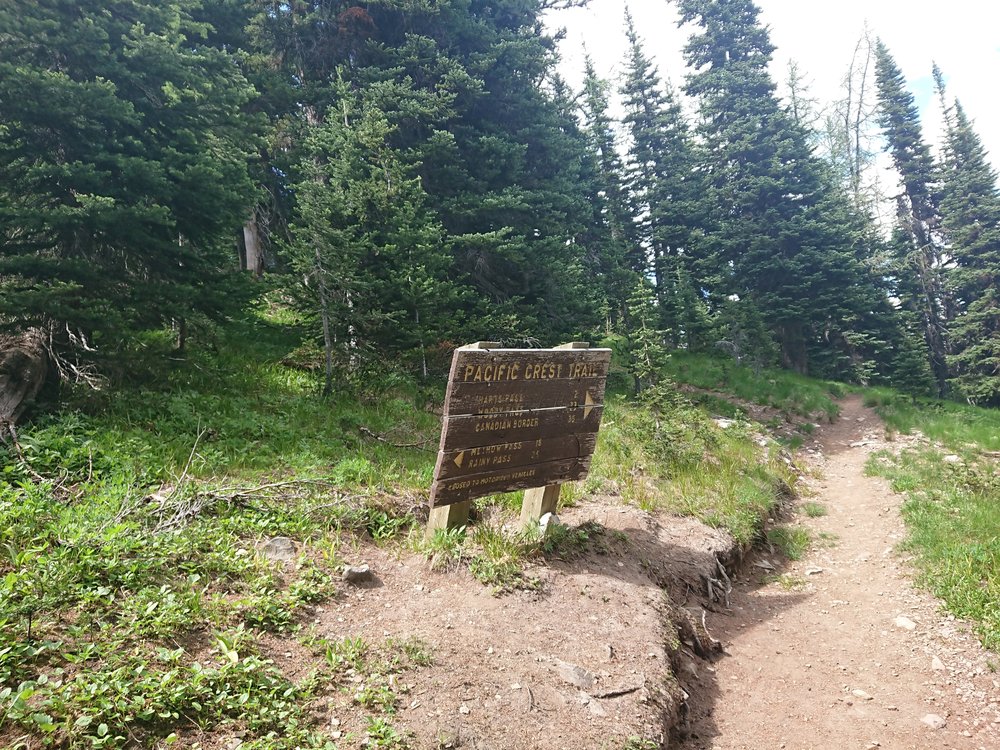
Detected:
[
  {"left": 341, "top": 563, "right": 374, "bottom": 584},
  {"left": 262, "top": 536, "right": 297, "bottom": 562},
  {"left": 922, "top": 713, "right": 947, "bottom": 730},
  {"left": 893, "top": 615, "right": 917, "bottom": 631},
  {"left": 555, "top": 660, "right": 595, "bottom": 691}
]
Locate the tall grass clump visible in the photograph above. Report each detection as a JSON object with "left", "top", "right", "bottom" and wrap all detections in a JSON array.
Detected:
[
  {"left": 864, "top": 384, "right": 1000, "bottom": 647},
  {"left": 865, "top": 389, "right": 1000, "bottom": 451},
  {"left": 592, "top": 383, "right": 798, "bottom": 546}
]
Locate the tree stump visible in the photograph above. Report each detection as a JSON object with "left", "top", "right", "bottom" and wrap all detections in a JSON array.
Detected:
[{"left": 0, "top": 329, "right": 49, "bottom": 436}]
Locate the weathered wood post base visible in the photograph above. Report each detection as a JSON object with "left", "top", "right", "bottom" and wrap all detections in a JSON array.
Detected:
[
  {"left": 426, "top": 500, "right": 471, "bottom": 538},
  {"left": 520, "top": 483, "right": 561, "bottom": 530}
]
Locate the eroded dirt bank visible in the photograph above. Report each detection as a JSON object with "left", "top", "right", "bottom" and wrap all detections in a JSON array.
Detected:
[
  {"left": 256, "top": 396, "right": 999, "bottom": 750},
  {"left": 677, "top": 396, "right": 1000, "bottom": 750}
]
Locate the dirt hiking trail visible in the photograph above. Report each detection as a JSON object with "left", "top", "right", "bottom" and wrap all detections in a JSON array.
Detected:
[{"left": 678, "top": 395, "right": 1000, "bottom": 750}]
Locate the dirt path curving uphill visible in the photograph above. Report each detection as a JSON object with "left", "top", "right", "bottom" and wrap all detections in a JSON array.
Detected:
[{"left": 677, "top": 395, "right": 1000, "bottom": 750}]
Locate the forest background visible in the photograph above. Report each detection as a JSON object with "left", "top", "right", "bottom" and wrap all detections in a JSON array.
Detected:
[
  {"left": 1, "top": 0, "right": 999, "bottom": 412},
  {"left": 4, "top": 3, "right": 1000, "bottom": 747}
]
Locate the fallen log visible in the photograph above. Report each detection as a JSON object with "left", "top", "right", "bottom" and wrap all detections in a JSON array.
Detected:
[{"left": 0, "top": 329, "right": 49, "bottom": 437}]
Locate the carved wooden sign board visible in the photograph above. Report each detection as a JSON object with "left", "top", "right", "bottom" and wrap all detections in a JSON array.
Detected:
[{"left": 429, "top": 344, "right": 612, "bottom": 508}]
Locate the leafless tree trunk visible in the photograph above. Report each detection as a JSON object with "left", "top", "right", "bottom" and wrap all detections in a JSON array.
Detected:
[{"left": 824, "top": 28, "right": 885, "bottom": 218}]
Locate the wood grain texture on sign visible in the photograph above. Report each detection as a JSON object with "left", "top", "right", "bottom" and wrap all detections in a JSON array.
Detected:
[
  {"left": 434, "top": 433, "right": 598, "bottom": 481},
  {"left": 429, "top": 346, "right": 611, "bottom": 508},
  {"left": 430, "top": 456, "right": 591, "bottom": 507},
  {"left": 445, "top": 376, "right": 607, "bottom": 417},
  {"left": 439, "top": 404, "right": 604, "bottom": 452}
]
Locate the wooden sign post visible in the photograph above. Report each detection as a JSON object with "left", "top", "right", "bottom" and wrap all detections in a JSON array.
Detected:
[{"left": 426, "top": 342, "right": 611, "bottom": 535}]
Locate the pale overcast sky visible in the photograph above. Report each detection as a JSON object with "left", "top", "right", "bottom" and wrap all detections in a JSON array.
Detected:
[{"left": 546, "top": 0, "right": 1000, "bottom": 171}]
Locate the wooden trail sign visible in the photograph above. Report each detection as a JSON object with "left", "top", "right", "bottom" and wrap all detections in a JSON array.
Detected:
[{"left": 427, "top": 342, "right": 611, "bottom": 532}]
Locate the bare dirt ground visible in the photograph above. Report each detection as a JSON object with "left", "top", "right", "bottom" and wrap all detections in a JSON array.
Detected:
[
  {"left": 250, "top": 395, "right": 999, "bottom": 750},
  {"left": 677, "top": 395, "right": 1000, "bottom": 750},
  {"left": 290, "top": 507, "right": 731, "bottom": 750}
]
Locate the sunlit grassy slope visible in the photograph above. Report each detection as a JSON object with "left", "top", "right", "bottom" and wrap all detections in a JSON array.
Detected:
[
  {"left": 863, "top": 390, "right": 1000, "bottom": 649},
  {"left": 2, "top": 319, "right": 818, "bottom": 748},
  {"left": 663, "top": 351, "right": 844, "bottom": 422},
  {"left": 18, "top": 316, "right": 441, "bottom": 486},
  {"left": 5, "top": 316, "right": 997, "bottom": 747}
]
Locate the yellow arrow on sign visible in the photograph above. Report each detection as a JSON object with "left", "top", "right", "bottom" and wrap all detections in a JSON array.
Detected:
[
  {"left": 454, "top": 451, "right": 466, "bottom": 468},
  {"left": 584, "top": 392, "right": 596, "bottom": 419}
]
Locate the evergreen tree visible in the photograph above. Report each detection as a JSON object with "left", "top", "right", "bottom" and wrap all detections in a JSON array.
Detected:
[
  {"left": 579, "top": 55, "right": 640, "bottom": 330},
  {"left": 354, "top": 1, "right": 603, "bottom": 342},
  {"left": 813, "top": 32, "right": 904, "bottom": 386},
  {"left": 934, "top": 73, "right": 1000, "bottom": 404},
  {"left": 622, "top": 278, "right": 670, "bottom": 393},
  {"left": 0, "top": 0, "right": 257, "bottom": 354},
  {"left": 239, "top": 0, "right": 603, "bottom": 362},
  {"left": 620, "top": 8, "right": 705, "bottom": 343},
  {"left": 888, "top": 307, "right": 937, "bottom": 401},
  {"left": 873, "top": 40, "right": 952, "bottom": 395},
  {"left": 712, "top": 297, "right": 779, "bottom": 375},
  {"left": 287, "top": 84, "right": 462, "bottom": 393},
  {"left": 238, "top": 1, "right": 387, "bottom": 278},
  {"left": 673, "top": 267, "right": 714, "bottom": 353},
  {"left": 676, "top": 0, "right": 875, "bottom": 375}
]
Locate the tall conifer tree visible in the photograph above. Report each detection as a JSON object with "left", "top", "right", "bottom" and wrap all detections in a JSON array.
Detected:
[
  {"left": 934, "top": 73, "right": 1000, "bottom": 404},
  {"left": 873, "top": 41, "right": 952, "bottom": 395},
  {"left": 239, "top": 0, "right": 603, "bottom": 368},
  {"left": 286, "top": 85, "right": 462, "bottom": 393},
  {"left": 675, "top": 0, "right": 872, "bottom": 374},
  {"left": 0, "top": 0, "right": 257, "bottom": 352},
  {"left": 360, "top": 0, "right": 603, "bottom": 342},
  {"left": 621, "top": 9, "right": 706, "bottom": 345},
  {"left": 579, "top": 56, "right": 639, "bottom": 329}
]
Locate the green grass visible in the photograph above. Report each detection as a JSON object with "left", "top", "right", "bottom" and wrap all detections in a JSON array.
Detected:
[
  {"left": 816, "top": 531, "right": 840, "bottom": 548},
  {"left": 802, "top": 501, "right": 828, "bottom": 518},
  {"left": 0, "top": 324, "right": 829, "bottom": 747},
  {"left": 865, "top": 388, "right": 1000, "bottom": 451},
  {"left": 663, "top": 351, "right": 843, "bottom": 422},
  {"left": 541, "top": 520, "right": 610, "bottom": 559},
  {"left": 763, "top": 573, "right": 807, "bottom": 590},
  {"left": 868, "top": 447, "right": 1000, "bottom": 649},
  {"left": 28, "top": 317, "right": 441, "bottom": 485},
  {"left": 862, "top": 387, "right": 1000, "bottom": 648},
  {"left": 467, "top": 522, "right": 540, "bottom": 593},
  {"left": 622, "top": 739, "right": 659, "bottom": 750},
  {"left": 765, "top": 526, "right": 811, "bottom": 561},
  {"left": 591, "top": 385, "right": 799, "bottom": 547},
  {"left": 0, "top": 315, "right": 439, "bottom": 749}
]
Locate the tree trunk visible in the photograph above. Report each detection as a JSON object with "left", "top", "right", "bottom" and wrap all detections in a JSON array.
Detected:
[
  {"left": 0, "top": 329, "right": 49, "bottom": 434},
  {"left": 312, "top": 245, "right": 335, "bottom": 398},
  {"left": 175, "top": 317, "right": 188, "bottom": 352},
  {"left": 778, "top": 323, "right": 809, "bottom": 375},
  {"left": 243, "top": 216, "right": 264, "bottom": 278},
  {"left": 910, "top": 224, "right": 952, "bottom": 397}
]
